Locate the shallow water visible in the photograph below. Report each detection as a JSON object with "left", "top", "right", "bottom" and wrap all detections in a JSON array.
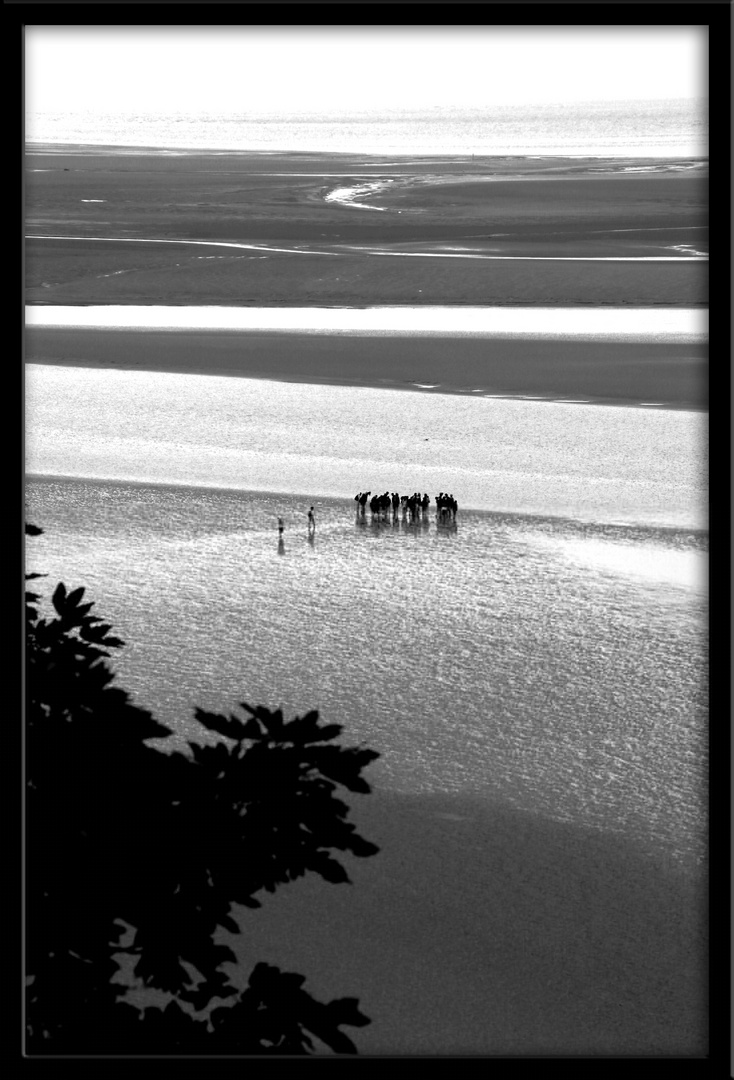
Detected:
[
  {"left": 26, "top": 99, "right": 708, "bottom": 157},
  {"left": 25, "top": 365, "right": 708, "bottom": 529},
  {"left": 25, "top": 477, "right": 708, "bottom": 871}
]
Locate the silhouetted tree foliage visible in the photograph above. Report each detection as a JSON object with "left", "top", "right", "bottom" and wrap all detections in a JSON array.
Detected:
[{"left": 25, "top": 523, "right": 379, "bottom": 1054}]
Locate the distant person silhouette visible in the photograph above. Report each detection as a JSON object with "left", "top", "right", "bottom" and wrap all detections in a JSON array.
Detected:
[
  {"left": 308, "top": 506, "right": 315, "bottom": 533},
  {"left": 278, "top": 517, "right": 284, "bottom": 537}
]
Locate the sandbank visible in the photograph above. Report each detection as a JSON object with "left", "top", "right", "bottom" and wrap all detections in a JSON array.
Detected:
[{"left": 26, "top": 327, "right": 708, "bottom": 410}]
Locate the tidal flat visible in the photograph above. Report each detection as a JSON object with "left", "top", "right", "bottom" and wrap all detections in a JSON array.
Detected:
[
  {"left": 26, "top": 475, "right": 708, "bottom": 1055},
  {"left": 26, "top": 148, "right": 708, "bottom": 307},
  {"left": 25, "top": 327, "right": 708, "bottom": 410},
  {"left": 25, "top": 143, "right": 709, "bottom": 1056}
]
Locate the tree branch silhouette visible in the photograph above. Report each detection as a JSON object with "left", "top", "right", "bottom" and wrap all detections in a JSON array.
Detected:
[{"left": 25, "top": 523, "right": 379, "bottom": 1054}]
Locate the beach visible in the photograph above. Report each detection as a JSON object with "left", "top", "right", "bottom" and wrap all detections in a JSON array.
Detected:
[
  {"left": 25, "top": 147, "right": 708, "bottom": 410},
  {"left": 25, "top": 476, "right": 708, "bottom": 1055},
  {"left": 25, "top": 364, "right": 707, "bottom": 528},
  {"left": 25, "top": 141, "right": 708, "bottom": 1056}
]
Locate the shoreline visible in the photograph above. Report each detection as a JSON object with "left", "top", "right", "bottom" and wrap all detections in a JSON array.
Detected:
[
  {"left": 25, "top": 483, "right": 706, "bottom": 1055},
  {"left": 26, "top": 356, "right": 708, "bottom": 412},
  {"left": 25, "top": 139, "right": 708, "bottom": 1056},
  {"left": 25, "top": 475, "right": 709, "bottom": 543},
  {"left": 26, "top": 141, "right": 709, "bottom": 160}
]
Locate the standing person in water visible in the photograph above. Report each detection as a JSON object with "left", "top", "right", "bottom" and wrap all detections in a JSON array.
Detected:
[{"left": 308, "top": 506, "right": 315, "bottom": 533}]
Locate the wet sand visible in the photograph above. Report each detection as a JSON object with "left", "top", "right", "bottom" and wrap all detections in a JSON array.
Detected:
[
  {"left": 26, "top": 238, "right": 707, "bottom": 308},
  {"left": 26, "top": 148, "right": 707, "bottom": 307},
  {"left": 26, "top": 477, "right": 708, "bottom": 1054},
  {"left": 26, "top": 327, "right": 708, "bottom": 410},
  {"left": 25, "top": 148, "right": 708, "bottom": 1055},
  {"left": 228, "top": 787, "right": 706, "bottom": 1055}
]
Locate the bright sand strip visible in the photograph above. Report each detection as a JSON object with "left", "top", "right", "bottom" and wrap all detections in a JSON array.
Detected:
[
  {"left": 26, "top": 326, "right": 708, "bottom": 409},
  {"left": 227, "top": 787, "right": 706, "bottom": 1055}
]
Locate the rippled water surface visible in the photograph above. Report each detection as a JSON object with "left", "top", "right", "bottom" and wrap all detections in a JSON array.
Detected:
[
  {"left": 26, "top": 477, "right": 708, "bottom": 869},
  {"left": 26, "top": 365, "right": 707, "bottom": 529},
  {"left": 27, "top": 100, "right": 708, "bottom": 157}
]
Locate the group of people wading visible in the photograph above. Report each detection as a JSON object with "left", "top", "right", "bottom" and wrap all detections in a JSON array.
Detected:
[{"left": 354, "top": 490, "right": 458, "bottom": 522}]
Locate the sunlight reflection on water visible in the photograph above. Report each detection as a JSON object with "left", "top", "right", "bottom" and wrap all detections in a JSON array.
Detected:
[
  {"left": 530, "top": 535, "right": 707, "bottom": 593},
  {"left": 25, "top": 365, "right": 707, "bottom": 529},
  {"left": 25, "top": 304, "right": 708, "bottom": 340},
  {"left": 26, "top": 477, "right": 708, "bottom": 869}
]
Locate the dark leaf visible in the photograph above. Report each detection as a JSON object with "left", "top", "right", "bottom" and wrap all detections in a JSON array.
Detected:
[
  {"left": 248, "top": 962, "right": 305, "bottom": 994},
  {"left": 235, "top": 894, "right": 262, "bottom": 909},
  {"left": 242, "top": 705, "right": 286, "bottom": 737},
  {"left": 51, "top": 582, "right": 67, "bottom": 614},
  {"left": 308, "top": 852, "right": 350, "bottom": 885},
  {"left": 288, "top": 711, "right": 343, "bottom": 744},
  {"left": 326, "top": 996, "right": 371, "bottom": 1029},
  {"left": 26, "top": 529, "right": 378, "bottom": 1054},
  {"left": 79, "top": 623, "right": 124, "bottom": 647},
  {"left": 347, "top": 834, "right": 380, "bottom": 859},
  {"left": 193, "top": 707, "right": 254, "bottom": 742}
]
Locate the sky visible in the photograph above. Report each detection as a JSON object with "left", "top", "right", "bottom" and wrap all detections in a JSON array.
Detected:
[{"left": 26, "top": 26, "right": 707, "bottom": 116}]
